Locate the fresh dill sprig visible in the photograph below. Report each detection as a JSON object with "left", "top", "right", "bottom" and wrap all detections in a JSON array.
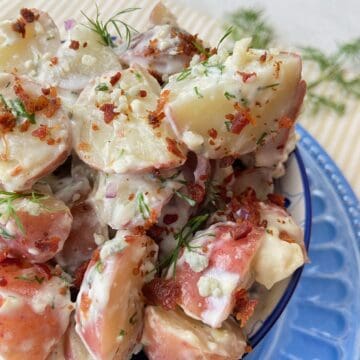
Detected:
[
  {"left": 0, "top": 95, "right": 35, "bottom": 124},
  {"left": 81, "top": 5, "right": 139, "bottom": 48},
  {"left": 217, "top": 26, "right": 233, "bottom": 50},
  {"left": 225, "top": 8, "right": 274, "bottom": 49},
  {"left": 0, "top": 191, "right": 48, "bottom": 236},
  {"left": 137, "top": 192, "right": 150, "bottom": 220},
  {"left": 174, "top": 190, "right": 196, "bottom": 207},
  {"left": 157, "top": 214, "right": 209, "bottom": 275}
]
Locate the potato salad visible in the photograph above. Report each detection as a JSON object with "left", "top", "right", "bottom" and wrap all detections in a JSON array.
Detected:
[{"left": 0, "top": 4, "right": 307, "bottom": 360}]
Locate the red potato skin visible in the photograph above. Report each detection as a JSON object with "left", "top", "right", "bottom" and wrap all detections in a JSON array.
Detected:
[
  {"left": 0, "top": 198, "right": 72, "bottom": 263},
  {"left": 0, "top": 260, "right": 72, "bottom": 360},
  {"left": 175, "top": 223, "right": 264, "bottom": 327},
  {"left": 56, "top": 201, "right": 105, "bottom": 274}
]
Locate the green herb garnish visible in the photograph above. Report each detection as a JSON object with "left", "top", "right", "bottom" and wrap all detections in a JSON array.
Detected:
[
  {"left": 81, "top": 5, "right": 139, "bottom": 48},
  {"left": 137, "top": 192, "right": 150, "bottom": 220},
  {"left": 194, "top": 86, "right": 204, "bottom": 98},
  {"left": 217, "top": 26, "right": 233, "bottom": 50},
  {"left": 9, "top": 99, "right": 35, "bottom": 124},
  {"left": 174, "top": 190, "right": 196, "bottom": 207},
  {"left": 95, "top": 83, "right": 109, "bottom": 91},
  {"left": 257, "top": 83, "right": 279, "bottom": 91},
  {"left": 256, "top": 131, "right": 268, "bottom": 145},
  {"left": 176, "top": 68, "right": 192, "bottom": 81},
  {"left": 224, "top": 120, "right": 232, "bottom": 131},
  {"left": 224, "top": 91, "right": 236, "bottom": 100},
  {"left": 158, "top": 214, "right": 209, "bottom": 276}
]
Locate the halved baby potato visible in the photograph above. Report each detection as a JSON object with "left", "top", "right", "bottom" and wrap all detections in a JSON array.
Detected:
[
  {"left": 0, "top": 8, "right": 60, "bottom": 74},
  {"left": 0, "top": 192, "right": 72, "bottom": 263},
  {"left": 164, "top": 39, "right": 305, "bottom": 159},
  {"left": 37, "top": 25, "right": 122, "bottom": 92},
  {"left": 92, "top": 170, "right": 183, "bottom": 230},
  {"left": 72, "top": 67, "right": 186, "bottom": 173},
  {"left": 0, "top": 73, "right": 71, "bottom": 191},
  {"left": 75, "top": 231, "right": 158, "bottom": 360},
  {"left": 142, "top": 306, "right": 247, "bottom": 360},
  {"left": 0, "top": 259, "right": 72, "bottom": 360},
  {"left": 172, "top": 221, "right": 264, "bottom": 328}
]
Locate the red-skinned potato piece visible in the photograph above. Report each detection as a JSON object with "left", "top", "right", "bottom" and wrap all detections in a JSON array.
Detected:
[
  {"left": 75, "top": 231, "right": 158, "bottom": 360},
  {"left": 56, "top": 200, "right": 107, "bottom": 274},
  {"left": 0, "top": 259, "right": 73, "bottom": 360},
  {"left": 142, "top": 306, "right": 247, "bottom": 360},
  {"left": 0, "top": 192, "right": 72, "bottom": 263},
  {"left": 172, "top": 221, "right": 264, "bottom": 328}
]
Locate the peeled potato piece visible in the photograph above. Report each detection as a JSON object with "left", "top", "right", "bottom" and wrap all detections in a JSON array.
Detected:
[
  {"left": 37, "top": 25, "right": 122, "bottom": 92},
  {"left": 92, "top": 170, "right": 183, "bottom": 230},
  {"left": 142, "top": 306, "right": 247, "bottom": 360},
  {"left": 0, "top": 73, "right": 71, "bottom": 191},
  {"left": 72, "top": 67, "right": 186, "bottom": 173},
  {"left": 0, "top": 260, "right": 72, "bottom": 360},
  {"left": 0, "top": 8, "right": 60, "bottom": 74},
  {"left": 75, "top": 231, "right": 158, "bottom": 360},
  {"left": 173, "top": 221, "right": 263, "bottom": 328},
  {"left": 0, "top": 192, "right": 72, "bottom": 263},
  {"left": 164, "top": 38, "right": 305, "bottom": 159}
]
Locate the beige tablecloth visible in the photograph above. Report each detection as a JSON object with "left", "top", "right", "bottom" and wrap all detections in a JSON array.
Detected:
[{"left": 1, "top": 0, "right": 359, "bottom": 197}]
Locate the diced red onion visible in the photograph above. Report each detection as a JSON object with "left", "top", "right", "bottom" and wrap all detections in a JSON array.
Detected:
[
  {"left": 64, "top": 19, "right": 76, "bottom": 31},
  {"left": 105, "top": 182, "right": 117, "bottom": 198}
]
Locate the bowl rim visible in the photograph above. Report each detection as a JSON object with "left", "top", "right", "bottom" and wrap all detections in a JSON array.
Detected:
[{"left": 247, "top": 146, "right": 312, "bottom": 348}]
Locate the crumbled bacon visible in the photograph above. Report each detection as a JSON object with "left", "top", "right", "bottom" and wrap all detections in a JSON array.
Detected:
[
  {"left": 143, "top": 38, "right": 160, "bottom": 57},
  {"left": 99, "top": 103, "right": 119, "bottom": 124},
  {"left": 110, "top": 72, "right": 121, "bottom": 86},
  {"left": 80, "top": 292, "right": 92, "bottom": 314},
  {"left": 231, "top": 110, "right": 251, "bottom": 134},
  {"left": 12, "top": 19, "right": 26, "bottom": 38},
  {"left": 31, "top": 124, "right": 49, "bottom": 140},
  {"left": 208, "top": 128, "right": 217, "bottom": 139},
  {"left": 166, "top": 137, "right": 184, "bottom": 159},
  {"left": 50, "top": 56, "right": 58, "bottom": 65},
  {"left": 139, "top": 90, "right": 147, "bottom": 98},
  {"left": 0, "top": 277, "right": 7, "bottom": 287},
  {"left": 148, "top": 89, "right": 170, "bottom": 128},
  {"left": 163, "top": 214, "right": 178, "bottom": 225},
  {"left": 34, "top": 236, "right": 60, "bottom": 253},
  {"left": 41, "top": 88, "right": 51, "bottom": 96},
  {"left": 187, "top": 183, "right": 205, "bottom": 203},
  {"left": 233, "top": 289, "right": 258, "bottom": 327},
  {"left": 35, "top": 263, "right": 52, "bottom": 280},
  {"left": 142, "top": 277, "right": 181, "bottom": 310},
  {"left": 273, "top": 61, "right": 282, "bottom": 78},
  {"left": 69, "top": 40, "right": 80, "bottom": 50},
  {"left": 19, "top": 120, "right": 30, "bottom": 132},
  {"left": 267, "top": 193, "right": 286, "bottom": 208},
  {"left": 238, "top": 71, "right": 256, "bottom": 83},
  {"left": 20, "top": 8, "right": 38, "bottom": 23},
  {"left": 259, "top": 52, "right": 267, "bottom": 63},
  {"left": 43, "top": 97, "right": 61, "bottom": 118},
  {"left": 0, "top": 112, "right": 16, "bottom": 133},
  {"left": 279, "top": 116, "right": 295, "bottom": 129},
  {"left": 279, "top": 231, "right": 296, "bottom": 243},
  {"left": 232, "top": 188, "right": 261, "bottom": 226}
]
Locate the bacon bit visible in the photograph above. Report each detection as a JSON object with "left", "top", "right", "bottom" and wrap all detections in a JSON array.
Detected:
[
  {"left": 166, "top": 137, "right": 184, "bottom": 159},
  {"left": 279, "top": 231, "right": 296, "bottom": 243},
  {"left": 128, "top": 193, "right": 135, "bottom": 201},
  {"left": 110, "top": 72, "right": 121, "bottom": 86},
  {"left": 80, "top": 292, "right": 92, "bottom": 314},
  {"left": 267, "top": 193, "right": 286, "bottom": 208},
  {"left": 35, "top": 236, "right": 60, "bottom": 253},
  {"left": 99, "top": 103, "right": 119, "bottom": 124},
  {"left": 58, "top": 286, "right": 67, "bottom": 295},
  {"left": 0, "top": 277, "right": 7, "bottom": 287},
  {"left": 0, "top": 112, "right": 16, "bottom": 133},
  {"left": 273, "top": 61, "right": 282, "bottom": 78},
  {"left": 232, "top": 188, "right": 261, "bottom": 226},
  {"left": 225, "top": 113, "right": 235, "bottom": 121},
  {"left": 188, "top": 183, "right": 206, "bottom": 203},
  {"left": 146, "top": 224, "right": 164, "bottom": 243},
  {"left": 233, "top": 289, "right": 258, "bottom": 327},
  {"left": 237, "top": 71, "right": 256, "bottom": 83},
  {"left": 50, "top": 56, "right": 58, "bottom": 65},
  {"left": 35, "top": 263, "right": 52, "bottom": 280},
  {"left": 49, "top": 87, "right": 57, "bottom": 97},
  {"left": 139, "top": 90, "right": 147, "bottom": 98},
  {"left": 92, "top": 123, "right": 99, "bottom": 131},
  {"left": 78, "top": 142, "right": 90, "bottom": 151},
  {"left": 69, "top": 40, "right": 80, "bottom": 50},
  {"left": 208, "top": 128, "right": 217, "bottom": 139},
  {"left": 44, "top": 97, "right": 61, "bottom": 118},
  {"left": 31, "top": 124, "right": 49, "bottom": 140},
  {"left": 231, "top": 110, "right": 251, "bottom": 134},
  {"left": 142, "top": 278, "right": 181, "bottom": 310},
  {"left": 83, "top": 42, "right": 88, "bottom": 48},
  {"left": 144, "top": 38, "right": 159, "bottom": 56},
  {"left": 148, "top": 89, "right": 170, "bottom": 128},
  {"left": 245, "top": 345, "right": 253, "bottom": 353},
  {"left": 73, "top": 261, "right": 90, "bottom": 289},
  {"left": 35, "top": 95, "right": 49, "bottom": 111},
  {"left": 259, "top": 52, "right": 267, "bottom": 63},
  {"left": 163, "top": 214, "right": 179, "bottom": 225},
  {"left": 10, "top": 166, "right": 23, "bottom": 176},
  {"left": 18, "top": 120, "right": 30, "bottom": 132},
  {"left": 12, "top": 19, "right": 26, "bottom": 38},
  {"left": 47, "top": 138, "right": 55, "bottom": 145},
  {"left": 20, "top": 8, "right": 38, "bottom": 23},
  {"left": 279, "top": 116, "right": 295, "bottom": 129},
  {"left": 41, "top": 88, "right": 51, "bottom": 96}
]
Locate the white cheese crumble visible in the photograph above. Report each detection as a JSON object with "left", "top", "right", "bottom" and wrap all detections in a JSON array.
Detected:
[
  {"left": 81, "top": 54, "right": 97, "bottom": 66},
  {"left": 183, "top": 250, "right": 209, "bottom": 273},
  {"left": 182, "top": 131, "right": 204, "bottom": 152}
]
